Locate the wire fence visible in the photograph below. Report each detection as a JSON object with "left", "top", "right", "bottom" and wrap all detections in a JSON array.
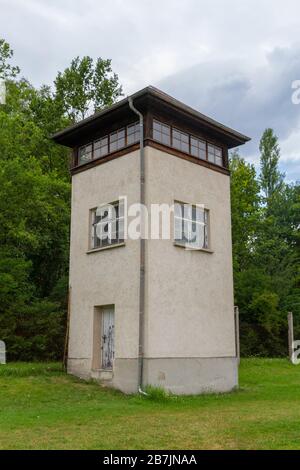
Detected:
[{"left": 235, "top": 308, "right": 299, "bottom": 358}]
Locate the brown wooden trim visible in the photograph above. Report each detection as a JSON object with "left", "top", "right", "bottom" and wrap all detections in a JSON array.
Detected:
[
  {"left": 71, "top": 143, "right": 140, "bottom": 175},
  {"left": 71, "top": 138, "right": 230, "bottom": 177},
  {"left": 145, "top": 139, "right": 230, "bottom": 176}
]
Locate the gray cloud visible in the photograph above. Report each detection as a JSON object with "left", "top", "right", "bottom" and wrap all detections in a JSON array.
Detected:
[
  {"left": 1, "top": 0, "right": 300, "bottom": 180},
  {"left": 158, "top": 47, "right": 300, "bottom": 175}
]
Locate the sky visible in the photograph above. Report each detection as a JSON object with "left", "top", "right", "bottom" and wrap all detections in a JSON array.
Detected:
[{"left": 1, "top": 0, "right": 300, "bottom": 181}]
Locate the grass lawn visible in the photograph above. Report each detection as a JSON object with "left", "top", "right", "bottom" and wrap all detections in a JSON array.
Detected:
[{"left": 0, "top": 358, "right": 299, "bottom": 450}]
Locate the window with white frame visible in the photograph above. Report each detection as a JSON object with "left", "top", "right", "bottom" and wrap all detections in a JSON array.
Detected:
[
  {"left": 90, "top": 200, "right": 124, "bottom": 250},
  {"left": 174, "top": 202, "right": 209, "bottom": 249}
]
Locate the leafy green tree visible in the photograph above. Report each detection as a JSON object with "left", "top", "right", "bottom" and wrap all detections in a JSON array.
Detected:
[
  {"left": 0, "top": 79, "right": 70, "bottom": 176},
  {"left": 0, "top": 40, "right": 124, "bottom": 361},
  {"left": 54, "top": 56, "right": 123, "bottom": 121},
  {"left": 0, "top": 38, "right": 20, "bottom": 79},
  {"left": 0, "top": 158, "right": 70, "bottom": 360},
  {"left": 230, "top": 150, "right": 260, "bottom": 272},
  {"left": 259, "top": 128, "right": 284, "bottom": 202}
]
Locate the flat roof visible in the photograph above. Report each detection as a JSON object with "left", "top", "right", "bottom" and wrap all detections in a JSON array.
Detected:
[{"left": 51, "top": 85, "right": 250, "bottom": 148}]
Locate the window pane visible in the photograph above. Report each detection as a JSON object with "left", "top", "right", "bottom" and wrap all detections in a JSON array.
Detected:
[
  {"left": 94, "top": 148, "right": 101, "bottom": 158},
  {"left": 208, "top": 152, "right": 215, "bottom": 163},
  {"left": 173, "top": 129, "right": 181, "bottom": 140},
  {"left": 191, "top": 145, "right": 198, "bottom": 157},
  {"left": 162, "top": 124, "right": 170, "bottom": 135},
  {"left": 174, "top": 203, "right": 209, "bottom": 249},
  {"left": 153, "top": 129, "right": 161, "bottom": 141},
  {"left": 127, "top": 133, "right": 135, "bottom": 145},
  {"left": 174, "top": 217, "right": 183, "bottom": 241},
  {"left": 110, "top": 132, "right": 117, "bottom": 142},
  {"left": 181, "top": 142, "right": 189, "bottom": 153},
  {"left": 110, "top": 141, "right": 117, "bottom": 152},
  {"left": 199, "top": 140, "right": 206, "bottom": 150},
  {"left": 79, "top": 144, "right": 93, "bottom": 165},
  {"left": 127, "top": 124, "right": 135, "bottom": 134},
  {"left": 199, "top": 149, "right": 206, "bottom": 160},
  {"left": 162, "top": 133, "right": 171, "bottom": 145},
  {"left": 174, "top": 202, "right": 182, "bottom": 218},
  {"left": 117, "top": 136, "right": 125, "bottom": 149},
  {"left": 215, "top": 156, "right": 223, "bottom": 166},
  {"left": 91, "top": 201, "right": 122, "bottom": 249},
  {"left": 173, "top": 138, "right": 181, "bottom": 150},
  {"left": 153, "top": 120, "right": 161, "bottom": 131}
]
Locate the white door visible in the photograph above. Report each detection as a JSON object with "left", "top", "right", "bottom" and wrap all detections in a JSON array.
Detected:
[{"left": 101, "top": 307, "right": 115, "bottom": 369}]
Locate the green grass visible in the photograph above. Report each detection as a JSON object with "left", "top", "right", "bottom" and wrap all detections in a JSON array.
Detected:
[{"left": 0, "top": 358, "right": 299, "bottom": 449}]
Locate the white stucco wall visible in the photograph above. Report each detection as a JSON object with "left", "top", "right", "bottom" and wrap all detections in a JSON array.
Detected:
[
  {"left": 68, "top": 144, "right": 236, "bottom": 389},
  {"left": 144, "top": 146, "right": 236, "bottom": 359},
  {"left": 68, "top": 150, "right": 140, "bottom": 371}
]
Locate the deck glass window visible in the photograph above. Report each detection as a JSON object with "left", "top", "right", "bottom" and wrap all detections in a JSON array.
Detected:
[
  {"left": 191, "top": 136, "right": 206, "bottom": 160},
  {"left": 208, "top": 144, "right": 223, "bottom": 166},
  {"left": 94, "top": 136, "right": 108, "bottom": 159},
  {"left": 152, "top": 119, "right": 224, "bottom": 168},
  {"left": 153, "top": 120, "right": 171, "bottom": 146},
  {"left": 174, "top": 202, "right": 209, "bottom": 250},
  {"left": 127, "top": 122, "right": 140, "bottom": 145},
  {"left": 79, "top": 143, "right": 93, "bottom": 165},
  {"left": 172, "top": 128, "right": 189, "bottom": 153},
  {"left": 110, "top": 128, "right": 125, "bottom": 152},
  {"left": 91, "top": 200, "right": 124, "bottom": 250}
]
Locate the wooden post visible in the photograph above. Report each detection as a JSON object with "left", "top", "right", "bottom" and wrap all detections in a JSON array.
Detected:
[
  {"left": 288, "top": 312, "right": 294, "bottom": 362},
  {"left": 63, "top": 288, "right": 71, "bottom": 372},
  {"left": 234, "top": 306, "right": 240, "bottom": 365}
]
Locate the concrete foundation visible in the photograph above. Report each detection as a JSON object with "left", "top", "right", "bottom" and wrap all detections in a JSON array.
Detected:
[{"left": 68, "top": 356, "right": 238, "bottom": 395}]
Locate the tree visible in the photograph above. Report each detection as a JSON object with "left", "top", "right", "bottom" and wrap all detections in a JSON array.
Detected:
[
  {"left": 0, "top": 158, "right": 70, "bottom": 360},
  {"left": 0, "top": 38, "right": 20, "bottom": 79},
  {"left": 230, "top": 150, "right": 260, "bottom": 272},
  {"left": 54, "top": 56, "right": 122, "bottom": 121},
  {"left": 259, "top": 128, "right": 284, "bottom": 202}
]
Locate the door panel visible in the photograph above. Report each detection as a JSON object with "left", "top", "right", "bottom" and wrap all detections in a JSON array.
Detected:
[{"left": 101, "top": 307, "right": 115, "bottom": 369}]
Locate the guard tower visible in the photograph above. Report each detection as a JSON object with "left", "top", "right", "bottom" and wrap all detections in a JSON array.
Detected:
[{"left": 52, "top": 86, "right": 250, "bottom": 394}]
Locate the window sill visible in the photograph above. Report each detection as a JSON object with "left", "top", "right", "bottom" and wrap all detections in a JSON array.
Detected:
[
  {"left": 87, "top": 242, "right": 125, "bottom": 254},
  {"left": 173, "top": 242, "right": 214, "bottom": 253}
]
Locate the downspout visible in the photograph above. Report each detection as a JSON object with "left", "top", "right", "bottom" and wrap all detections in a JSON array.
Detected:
[{"left": 128, "top": 97, "right": 147, "bottom": 395}]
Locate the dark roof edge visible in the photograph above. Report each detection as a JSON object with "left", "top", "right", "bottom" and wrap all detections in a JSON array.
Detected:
[{"left": 51, "top": 85, "right": 251, "bottom": 144}]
